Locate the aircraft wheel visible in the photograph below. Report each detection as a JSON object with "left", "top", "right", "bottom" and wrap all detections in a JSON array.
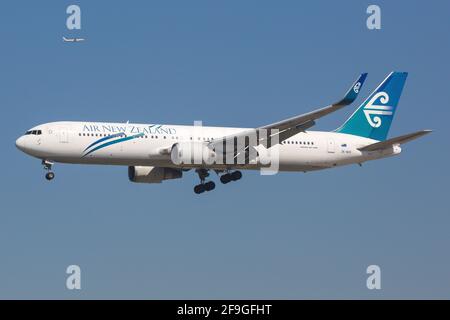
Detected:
[
  {"left": 194, "top": 184, "right": 205, "bottom": 194},
  {"left": 204, "top": 181, "right": 216, "bottom": 191},
  {"left": 220, "top": 174, "right": 231, "bottom": 184},
  {"left": 231, "top": 171, "right": 242, "bottom": 181},
  {"left": 45, "top": 172, "right": 55, "bottom": 181}
]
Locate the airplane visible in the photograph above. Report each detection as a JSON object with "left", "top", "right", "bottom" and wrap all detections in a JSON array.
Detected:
[
  {"left": 15, "top": 72, "right": 431, "bottom": 194},
  {"left": 62, "top": 36, "right": 85, "bottom": 43}
]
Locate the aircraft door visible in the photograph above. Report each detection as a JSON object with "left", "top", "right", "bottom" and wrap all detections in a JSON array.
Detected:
[
  {"left": 59, "top": 128, "right": 69, "bottom": 143},
  {"left": 327, "top": 139, "right": 335, "bottom": 153}
]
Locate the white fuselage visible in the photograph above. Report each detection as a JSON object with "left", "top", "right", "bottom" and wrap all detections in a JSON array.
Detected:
[{"left": 15, "top": 121, "right": 401, "bottom": 172}]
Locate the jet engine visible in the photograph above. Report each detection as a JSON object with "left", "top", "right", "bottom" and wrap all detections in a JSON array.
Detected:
[
  {"left": 128, "top": 166, "right": 182, "bottom": 183},
  {"left": 170, "top": 142, "right": 217, "bottom": 165}
]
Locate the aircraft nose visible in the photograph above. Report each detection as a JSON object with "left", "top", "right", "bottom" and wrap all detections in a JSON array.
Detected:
[{"left": 15, "top": 136, "right": 26, "bottom": 151}]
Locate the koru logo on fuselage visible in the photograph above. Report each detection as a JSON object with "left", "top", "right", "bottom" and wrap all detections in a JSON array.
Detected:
[{"left": 363, "top": 92, "right": 393, "bottom": 128}]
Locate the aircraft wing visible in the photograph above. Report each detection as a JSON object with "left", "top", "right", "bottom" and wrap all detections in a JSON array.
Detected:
[
  {"left": 208, "top": 73, "right": 368, "bottom": 150},
  {"left": 260, "top": 73, "right": 368, "bottom": 133},
  {"left": 358, "top": 130, "right": 432, "bottom": 152}
]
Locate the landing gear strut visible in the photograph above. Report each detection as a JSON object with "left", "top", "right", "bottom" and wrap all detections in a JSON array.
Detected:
[
  {"left": 42, "top": 160, "right": 55, "bottom": 181},
  {"left": 220, "top": 170, "right": 242, "bottom": 184},
  {"left": 194, "top": 169, "right": 215, "bottom": 194}
]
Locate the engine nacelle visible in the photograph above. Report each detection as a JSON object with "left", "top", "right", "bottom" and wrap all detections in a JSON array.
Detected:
[
  {"left": 170, "top": 142, "right": 216, "bottom": 165},
  {"left": 128, "top": 166, "right": 182, "bottom": 183}
]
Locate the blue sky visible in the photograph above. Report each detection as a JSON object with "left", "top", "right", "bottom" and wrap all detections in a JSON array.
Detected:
[{"left": 0, "top": 1, "right": 449, "bottom": 299}]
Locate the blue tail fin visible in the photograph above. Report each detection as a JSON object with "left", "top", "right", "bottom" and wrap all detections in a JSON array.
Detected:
[{"left": 335, "top": 72, "right": 408, "bottom": 141}]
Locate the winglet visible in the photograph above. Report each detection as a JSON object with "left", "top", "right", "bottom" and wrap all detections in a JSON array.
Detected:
[{"left": 336, "top": 73, "right": 368, "bottom": 106}]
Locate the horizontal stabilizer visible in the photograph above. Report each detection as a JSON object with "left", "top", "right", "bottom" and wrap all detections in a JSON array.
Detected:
[{"left": 358, "top": 130, "right": 432, "bottom": 151}]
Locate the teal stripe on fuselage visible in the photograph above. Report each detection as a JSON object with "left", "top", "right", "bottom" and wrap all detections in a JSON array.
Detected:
[
  {"left": 83, "top": 132, "right": 125, "bottom": 152},
  {"left": 82, "top": 133, "right": 144, "bottom": 157}
]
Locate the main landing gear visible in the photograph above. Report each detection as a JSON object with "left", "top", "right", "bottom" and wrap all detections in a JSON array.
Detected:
[
  {"left": 193, "top": 169, "right": 243, "bottom": 194},
  {"left": 219, "top": 170, "right": 242, "bottom": 184},
  {"left": 194, "top": 169, "right": 216, "bottom": 194},
  {"left": 42, "top": 160, "right": 55, "bottom": 181}
]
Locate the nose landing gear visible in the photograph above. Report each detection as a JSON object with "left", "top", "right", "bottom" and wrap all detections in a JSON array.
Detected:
[
  {"left": 45, "top": 172, "right": 55, "bottom": 181},
  {"left": 42, "top": 160, "right": 55, "bottom": 181}
]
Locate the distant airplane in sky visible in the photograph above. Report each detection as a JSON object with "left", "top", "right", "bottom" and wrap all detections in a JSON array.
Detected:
[
  {"left": 62, "top": 36, "right": 85, "bottom": 43},
  {"left": 15, "top": 72, "right": 431, "bottom": 194}
]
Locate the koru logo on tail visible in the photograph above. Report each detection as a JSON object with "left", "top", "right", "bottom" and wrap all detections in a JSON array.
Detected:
[{"left": 363, "top": 92, "right": 393, "bottom": 128}]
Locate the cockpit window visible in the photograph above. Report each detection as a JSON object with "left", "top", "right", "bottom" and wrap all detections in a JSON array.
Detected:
[{"left": 25, "top": 130, "right": 42, "bottom": 135}]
